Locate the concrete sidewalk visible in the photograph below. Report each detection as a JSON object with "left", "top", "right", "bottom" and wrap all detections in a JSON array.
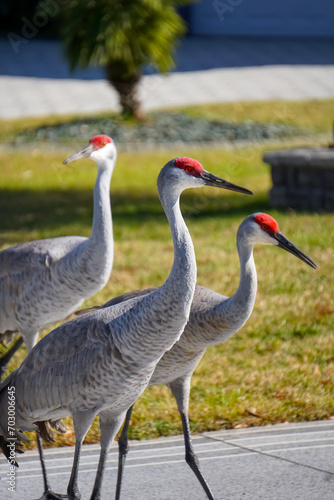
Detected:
[
  {"left": 1, "top": 36, "right": 334, "bottom": 118},
  {"left": 0, "top": 420, "right": 333, "bottom": 499}
]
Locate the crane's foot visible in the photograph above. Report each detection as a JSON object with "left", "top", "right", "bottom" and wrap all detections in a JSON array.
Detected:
[{"left": 37, "top": 491, "right": 68, "bottom": 500}]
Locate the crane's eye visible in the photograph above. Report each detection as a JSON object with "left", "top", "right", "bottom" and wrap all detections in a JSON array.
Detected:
[
  {"left": 261, "top": 224, "right": 268, "bottom": 231},
  {"left": 185, "top": 166, "right": 193, "bottom": 173},
  {"left": 101, "top": 142, "right": 106, "bottom": 147}
]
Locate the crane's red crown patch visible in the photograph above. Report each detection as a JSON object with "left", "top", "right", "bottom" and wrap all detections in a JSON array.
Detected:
[
  {"left": 175, "top": 157, "right": 204, "bottom": 177},
  {"left": 90, "top": 135, "right": 112, "bottom": 149},
  {"left": 253, "top": 213, "right": 279, "bottom": 236}
]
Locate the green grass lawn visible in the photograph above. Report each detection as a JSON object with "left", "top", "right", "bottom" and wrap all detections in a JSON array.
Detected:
[
  {"left": 180, "top": 99, "right": 334, "bottom": 134},
  {"left": 0, "top": 100, "right": 333, "bottom": 449}
]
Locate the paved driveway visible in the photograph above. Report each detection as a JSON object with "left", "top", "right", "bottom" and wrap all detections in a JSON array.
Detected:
[
  {"left": 1, "top": 420, "right": 333, "bottom": 499},
  {"left": 1, "top": 36, "right": 334, "bottom": 118}
]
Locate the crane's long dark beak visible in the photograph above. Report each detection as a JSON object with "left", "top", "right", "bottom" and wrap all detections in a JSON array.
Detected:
[
  {"left": 201, "top": 170, "right": 253, "bottom": 195},
  {"left": 275, "top": 231, "right": 317, "bottom": 269},
  {"left": 63, "top": 144, "right": 94, "bottom": 164}
]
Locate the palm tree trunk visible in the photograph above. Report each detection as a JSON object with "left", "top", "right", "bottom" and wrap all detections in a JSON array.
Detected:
[{"left": 106, "top": 68, "right": 143, "bottom": 120}]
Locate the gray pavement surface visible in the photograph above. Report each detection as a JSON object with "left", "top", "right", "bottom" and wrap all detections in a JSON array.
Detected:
[
  {"left": 0, "top": 420, "right": 333, "bottom": 499},
  {"left": 1, "top": 36, "right": 334, "bottom": 118}
]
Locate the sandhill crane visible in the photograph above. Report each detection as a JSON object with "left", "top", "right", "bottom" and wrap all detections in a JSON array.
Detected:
[
  {"left": 0, "top": 134, "right": 117, "bottom": 379},
  {"left": 0, "top": 135, "right": 116, "bottom": 499},
  {"left": 0, "top": 157, "right": 252, "bottom": 500},
  {"left": 97, "top": 213, "right": 317, "bottom": 500}
]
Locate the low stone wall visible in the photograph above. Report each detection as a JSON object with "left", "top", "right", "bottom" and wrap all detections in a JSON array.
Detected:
[{"left": 263, "top": 148, "right": 334, "bottom": 210}]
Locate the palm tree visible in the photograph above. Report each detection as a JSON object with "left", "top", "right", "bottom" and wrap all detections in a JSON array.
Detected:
[{"left": 44, "top": 0, "right": 192, "bottom": 119}]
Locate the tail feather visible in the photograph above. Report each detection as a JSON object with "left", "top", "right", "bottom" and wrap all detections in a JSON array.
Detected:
[
  {"left": 74, "top": 288, "right": 156, "bottom": 317},
  {"left": 0, "top": 371, "right": 28, "bottom": 467},
  {"left": 74, "top": 305, "right": 99, "bottom": 316},
  {"left": 50, "top": 419, "right": 67, "bottom": 434},
  {"left": 35, "top": 421, "right": 55, "bottom": 443},
  {"left": 0, "top": 436, "right": 24, "bottom": 467}
]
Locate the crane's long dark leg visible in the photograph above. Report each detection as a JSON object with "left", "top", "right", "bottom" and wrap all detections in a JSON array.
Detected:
[
  {"left": 90, "top": 411, "right": 125, "bottom": 500},
  {"left": 169, "top": 377, "right": 216, "bottom": 500},
  {"left": 36, "top": 434, "right": 68, "bottom": 500},
  {"left": 67, "top": 439, "right": 83, "bottom": 500},
  {"left": 180, "top": 411, "right": 216, "bottom": 500},
  {"left": 115, "top": 405, "right": 134, "bottom": 500},
  {"left": 0, "top": 336, "right": 24, "bottom": 380},
  {"left": 67, "top": 412, "right": 95, "bottom": 500}
]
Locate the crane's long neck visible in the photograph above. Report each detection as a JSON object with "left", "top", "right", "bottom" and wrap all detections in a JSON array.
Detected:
[
  {"left": 233, "top": 235, "right": 257, "bottom": 319},
  {"left": 84, "top": 160, "right": 114, "bottom": 277},
  {"left": 162, "top": 193, "right": 197, "bottom": 308},
  {"left": 204, "top": 230, "right": 257, "bottom": 345},
  {"left": 120, "top": 182, "right": 197, "bottom": 366}
]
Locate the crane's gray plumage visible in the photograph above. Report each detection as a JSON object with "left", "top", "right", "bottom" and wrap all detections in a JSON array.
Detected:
[
  {"left": 0, "top": 156, "right": 251, "bottom": 500},
  {"left": 0, "top": 134, "right": 116, "bottom": 500},
  {"left": 105, "top": 213, "right": 317, "bottom": 500},
  {"left": 0, "top": 135, "right": 116, "bottom": 368}
]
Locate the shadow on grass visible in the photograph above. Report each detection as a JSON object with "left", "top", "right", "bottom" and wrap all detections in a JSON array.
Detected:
[{"left": 0, "top": 187, "right": 273, "bottom": 242}]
